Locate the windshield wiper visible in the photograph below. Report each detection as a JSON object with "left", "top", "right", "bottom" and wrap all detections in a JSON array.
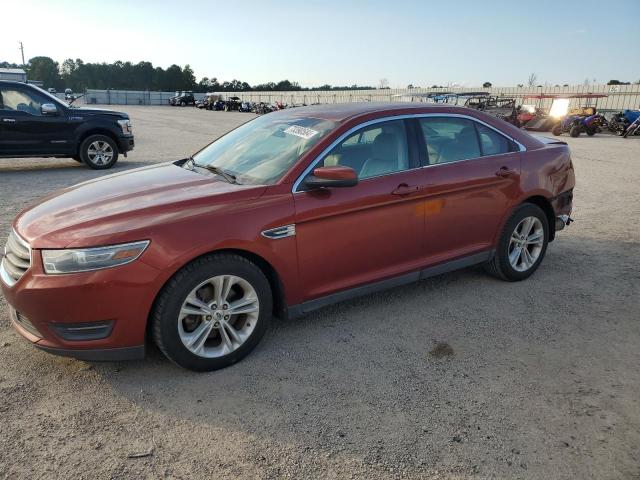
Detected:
[{"left": 191, "top": 160, "right": 238, "bottom": 184}]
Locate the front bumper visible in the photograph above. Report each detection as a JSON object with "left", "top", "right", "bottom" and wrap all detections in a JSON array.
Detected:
[
  {"left": 1, "top": 247, "right": 162, "bottom": 362},
  {"left": 117, "top": 134, "right": 135, "bottom": 153}
]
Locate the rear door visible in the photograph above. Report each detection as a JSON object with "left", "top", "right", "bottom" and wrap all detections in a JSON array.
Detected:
[
  {"left": 293, "top": 118, "right": 427, "bottom": 301},
  {"left": 0, "top": 86, "right": 71, "bottom": 155},
  {"left": 415, "top": 116, "right": 521, "bottom": 264}
]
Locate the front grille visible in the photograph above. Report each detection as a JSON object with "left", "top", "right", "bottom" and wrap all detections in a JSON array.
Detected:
[{"left": 1, "top": 230, "right": 31, "bottom": 287}]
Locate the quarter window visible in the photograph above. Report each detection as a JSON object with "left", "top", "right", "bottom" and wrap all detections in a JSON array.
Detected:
[{"left": 319, "top": 119, "right": 409, "bottom": 179}]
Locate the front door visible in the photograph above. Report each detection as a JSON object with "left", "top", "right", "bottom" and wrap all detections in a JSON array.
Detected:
[
  {"left": 0, "top": 86, "right": 70, "bottom": 155},
  {"left": 293, "top": 118, "right": 426, "bottom": 301}
]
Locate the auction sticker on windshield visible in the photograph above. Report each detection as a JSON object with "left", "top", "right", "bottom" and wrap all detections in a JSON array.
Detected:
[{"left": 284, "top": 125, "right": 319, "bottom": 140}]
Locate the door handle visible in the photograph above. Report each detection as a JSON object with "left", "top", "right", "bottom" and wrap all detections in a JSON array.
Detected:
[
  {"left": 496, "top": 166, "right": 517, "bottom": 177},
  {"left": 392, "top": 184, "right": 421, "bottom": 196},
  {"left": 1, "top": 118, "right": 16, "bottom": 123}
]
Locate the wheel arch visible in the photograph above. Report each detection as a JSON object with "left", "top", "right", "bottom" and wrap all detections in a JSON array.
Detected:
[
  {"left": 77, "top": 128, "right": 121, "bottom": 154},
  {"left": 521, "top": 195, "right": 556, "bottom": 241},
  {"left": 145, "top": 247, "right": 287, "bottom": 340}
]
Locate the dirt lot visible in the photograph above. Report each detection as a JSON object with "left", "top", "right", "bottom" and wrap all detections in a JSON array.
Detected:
[{"left": 0, "top": 106, "right": 638, "bottom": 480}]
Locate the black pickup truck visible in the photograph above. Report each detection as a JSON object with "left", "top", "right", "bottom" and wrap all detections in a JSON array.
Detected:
[{"left": 0, "top": 81, "right": 134, "bottom": 169}]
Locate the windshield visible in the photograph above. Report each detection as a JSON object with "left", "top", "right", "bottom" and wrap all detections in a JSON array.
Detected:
[
  {"left": 31, "top": 85, "right": 64, "bottom": 105},
  {"left": 191, "top": 114, "right": 337, "bottom": 185}
]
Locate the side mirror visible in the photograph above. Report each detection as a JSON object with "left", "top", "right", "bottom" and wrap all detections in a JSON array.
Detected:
[
  {"left": 41, "top": 103, "right": 58, "bottom": 115},
  {"left": 302, "top": 166, "right": 358, "bottom": 189}
]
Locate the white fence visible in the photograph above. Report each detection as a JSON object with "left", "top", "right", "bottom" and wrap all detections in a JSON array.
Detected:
[{"left": 81, "top": 84, "right": 640, "bottom": 113}]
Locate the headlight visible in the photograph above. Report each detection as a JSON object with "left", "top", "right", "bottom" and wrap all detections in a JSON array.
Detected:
[
  {"left": 117, "top": 119, "right": 133, "bottom": 135},
  {"left": 42, "top": 241, "right": 149, "bottom": 274}
]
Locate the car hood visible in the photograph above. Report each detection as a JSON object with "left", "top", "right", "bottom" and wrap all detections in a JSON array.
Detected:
[
  {"left": 66, "top": 106, "right": 129, "bottom": 118},
  {"left": 15, "top": 162, "right": 267, "bottom": 248}
]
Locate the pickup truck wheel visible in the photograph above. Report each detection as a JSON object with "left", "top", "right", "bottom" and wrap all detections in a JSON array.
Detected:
[
  {"left": 80, "top": 135, "right": 118, "bottom": 169},
  {"left": 484, "top": 203, "right": 549, "bottom": 282},
  {"left": 151, "top": 253, "right": 272, "bottom": 371}
]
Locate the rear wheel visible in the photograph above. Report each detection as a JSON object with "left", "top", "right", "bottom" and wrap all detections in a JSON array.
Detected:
[
  {"left": 484, "top": 203, "right": 549, "bottom": 282},
  {"left": 152, "top": 253, "right": 273, "bottom": 371},
  {"left": 80, "top": 134, "right": 118, "bottom": 169},
  {"left": 569, "top": 125, "right": 581, "bottom": 137}
]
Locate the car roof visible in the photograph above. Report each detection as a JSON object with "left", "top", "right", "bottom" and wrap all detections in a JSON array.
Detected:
[{"left": 269, "top": 102, "right": 478, "bottom": 122}]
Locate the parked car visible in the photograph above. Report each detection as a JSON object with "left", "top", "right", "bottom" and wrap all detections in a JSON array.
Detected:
[
  {"left": 171, "top": 91, "right": 196, "bottom": 106},
  {"left": 239, "top": 101, "right": 253, "bottom": 112},
  {"left": 223, "top": 96, "right": 242, "bottom": 111},
  {"left": 1, "top": 103, "right": 574, "bottom": 371},
  {"left": 0, "top": 80, "right": 134, "bottom": 169}
]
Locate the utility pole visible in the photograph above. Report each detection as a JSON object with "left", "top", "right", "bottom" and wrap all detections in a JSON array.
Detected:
[{"left": 19, "top": 41, "right": 25, "bottom": 65}]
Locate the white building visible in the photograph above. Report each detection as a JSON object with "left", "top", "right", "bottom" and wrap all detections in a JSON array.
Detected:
[{"left": 0, "top": 68, "right": 27, "bottom": 82}]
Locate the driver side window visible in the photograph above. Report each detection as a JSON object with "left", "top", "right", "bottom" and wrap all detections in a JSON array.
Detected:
[
  {"left": 0, "top": 88, "right": 46, "bottom": 115},
  {"left": 319, "top": 119, "right": 409, "bottom": 179}
]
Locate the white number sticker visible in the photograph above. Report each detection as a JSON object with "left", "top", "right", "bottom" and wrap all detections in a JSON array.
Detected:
[{"left": 284, "top": 125, "right": 319, "bottom": 139}]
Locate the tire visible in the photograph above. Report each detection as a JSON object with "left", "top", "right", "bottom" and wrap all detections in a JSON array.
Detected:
[
  {"left": 484, "top": 203, "right": 549, "bottom": 282},
  {"left": 151, "top": 253, "right": 273, "bottom": 372},
  {"left": 79, "top": 134, "right": 118, "bottom": 169},
  {"left": 180, "top": 101, "right": 186, "bottom": 107},
  {"left": 570, "top": 125, "right": 580, "bottom": 137},
  {"left": 552, "top": 124, "right": 562, "bottom": 136},
  {"left": 586, "top": 127, "right": 596, "bottom": 136}
]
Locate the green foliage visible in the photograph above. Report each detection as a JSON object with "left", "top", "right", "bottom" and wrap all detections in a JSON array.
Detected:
[{"left": 5, "top": 56, "right": 374, "bottom": 92}]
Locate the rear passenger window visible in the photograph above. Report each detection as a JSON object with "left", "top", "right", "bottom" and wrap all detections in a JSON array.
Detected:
[
  {"left": 476, "top": 123, "right": 513, "bottom": 156},
  {"left": 418, "top": 118, "right": 480, "bottom": 165}
]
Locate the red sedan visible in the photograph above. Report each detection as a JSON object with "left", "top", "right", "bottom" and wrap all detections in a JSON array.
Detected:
[{"left": 1, "top": 103, "right": 574, "bottom": 371}]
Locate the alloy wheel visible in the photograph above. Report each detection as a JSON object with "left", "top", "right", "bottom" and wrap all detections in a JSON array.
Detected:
[
  {"left": 508, "top": 216, "right": 544, "bottom": 272},
  {"left": 177, "top": 275, "right": 259, "bottom": 358},
  {"left": 87, "top": 141, "right": 114, "bottom": 165}
]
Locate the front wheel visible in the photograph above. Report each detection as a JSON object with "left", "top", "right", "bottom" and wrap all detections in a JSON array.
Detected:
[
  {"left": 570, "top": 125, "right": 581, "bottom": 137},
  {"left": 484, "top": 203, "right": 549, "bottom": 281},
  {"left": 151, "top": 253, "right": 273, "bottom": 371},
  {"left": 552, "top": 124, "right": 562, "bottom": 136},
  {"left": 79, "top": 134, "right": 118, "bottom": 169}
]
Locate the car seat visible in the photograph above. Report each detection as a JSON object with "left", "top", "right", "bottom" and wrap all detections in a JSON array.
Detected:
[
  {"left": 359, "top": 133, "right": 400, "bottom": 178},
  {"left": 436, "top": 126, "right": 480, "bottom": 164}
]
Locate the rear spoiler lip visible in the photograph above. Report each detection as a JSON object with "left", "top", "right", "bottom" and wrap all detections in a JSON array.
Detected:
[{"left": 538, "top": 136, "right": 568, "bottom": 146}]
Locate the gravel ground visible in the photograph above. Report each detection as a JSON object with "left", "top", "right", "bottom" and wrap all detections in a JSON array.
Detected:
[{"left": 0, "top": 106, "right": 638, "bottom": 480}]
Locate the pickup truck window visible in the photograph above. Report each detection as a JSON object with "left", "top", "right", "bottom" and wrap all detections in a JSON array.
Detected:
[{"left": 0, "top": 88, "right": 47, "bottom": 115}]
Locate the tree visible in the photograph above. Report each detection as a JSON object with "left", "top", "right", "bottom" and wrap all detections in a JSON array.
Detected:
[
  {"left": 26, "top": 56, "right": 61, "bottom": 88},
  {"left": 607, "top": 79, "right": 630, "bottom": 85},
  {"left": 482, "top": 82, "right": 492, "bottom": 88},
  {"left": 378, "top": 78, "right": 389, "bottom": 89},
  {"left": 527, "top": 72, "right": 537, "bottom": 87}
]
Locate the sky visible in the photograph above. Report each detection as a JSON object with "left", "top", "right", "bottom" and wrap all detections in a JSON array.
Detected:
[{"left": 2, "top": 0, "right": 639, "bottom": 88}]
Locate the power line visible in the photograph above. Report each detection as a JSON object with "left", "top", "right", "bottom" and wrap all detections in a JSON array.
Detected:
[{"left": 19, "top": 41, "right": 25, "bottom": 65}]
